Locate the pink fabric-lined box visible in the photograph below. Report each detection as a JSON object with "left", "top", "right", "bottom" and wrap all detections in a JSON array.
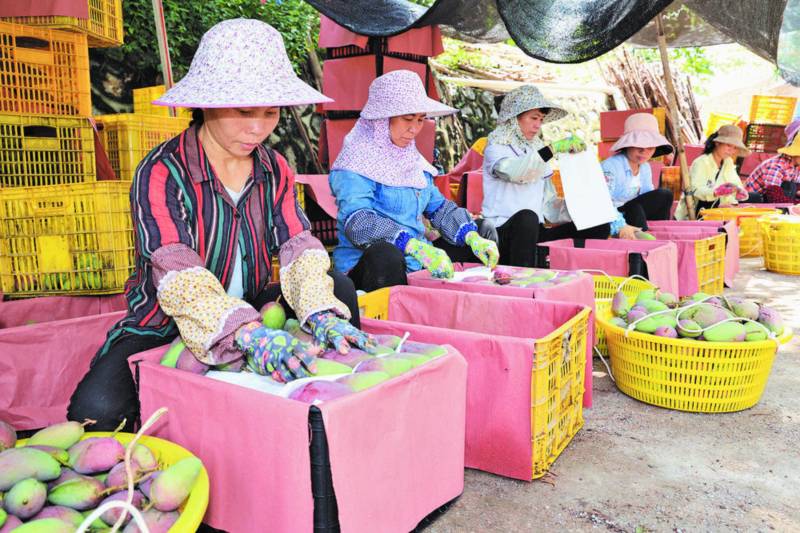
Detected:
[
  {"left": 539, "top": 238, "right": 680, "bottom": 295},
  {"left": 648, "top": 220, "right": 740, "bottom": 286},
  {"left": 359, "top": 285, "right": 588, "bottom": 480},
  {"left": 0, "top": 0, "right": 88, "bottom": 18},
  {"left": 1, "top": 307, "right": 125, "bottom": 429},
  {"left": 645, "top": 228, "right": 726, "bottom": 296},
  {"left": 408, "top": 264, "right": 595, "bottom": 407},
  {"left": 133, "top": 344, "right": 467, "bottom": 533}
]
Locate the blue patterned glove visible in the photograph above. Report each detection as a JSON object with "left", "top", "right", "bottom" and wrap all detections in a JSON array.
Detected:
[
  {"left": 307, "top": 311, "right": 377, "bottom": 354},
  {"left": 234, "top": 321, "right": 316, "bottom": 382}
]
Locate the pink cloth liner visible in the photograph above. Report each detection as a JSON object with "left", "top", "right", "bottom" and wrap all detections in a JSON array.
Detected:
[
  {"left": 368, "top": 284, "right": 588, "bottom": 480},
  {"left": 0, "top": 294, "right": 125, "bottom": 329},
  {"left": 408, "top": 264, "right": 595, "bottom": 407},
  {"left": 646, "top": 228, "right": 728, "bottom": 296},
  {"left": 133, "top": 344, "right": 467, "bottom": 533},
  {"left": 296, "top": 174, "right": 338, "bottom": 218},
  {"left": 542, "top": 238, "right": 680, "bottom": 295},
  {"left": 0, "top": 0, "right": 88, "bottom": 18}
]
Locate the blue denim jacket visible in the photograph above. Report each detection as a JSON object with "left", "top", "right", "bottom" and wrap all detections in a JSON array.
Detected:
[
  {"left": 600, "top": 153, "right": 654, "bottom": 207},
  {"left": 330, "top": 169, "right": 471, "bottom": 273}
]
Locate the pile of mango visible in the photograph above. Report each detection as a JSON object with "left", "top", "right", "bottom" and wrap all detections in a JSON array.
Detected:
[
  {"left": 0, "top": 419, "right": 202, "bottom": 532},
  {"left": 608, "top": 289, "right": 785, "bottom": 342},
  {"left": 490, "top": 266, "right": 582, "bottom": 289},
  {"left": 160, "top": 301, "right": 447, "bottom": 403}
]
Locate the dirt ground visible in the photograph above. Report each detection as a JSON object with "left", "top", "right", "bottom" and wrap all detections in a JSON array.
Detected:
[{"left": 427, "top": 258, "right": 800, "bottom": 533}]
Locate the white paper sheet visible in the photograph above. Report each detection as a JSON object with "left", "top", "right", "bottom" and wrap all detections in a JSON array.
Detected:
[
  {"left": 557, "top": 150, "right": 619, "bottom": 230},
  {"left": 444, "top": 265, "right": 493, "bottom": 283}
]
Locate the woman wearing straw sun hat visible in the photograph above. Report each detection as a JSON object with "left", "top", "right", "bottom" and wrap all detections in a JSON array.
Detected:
[
  {"left": 481, "top": 84, "right": 609, "bottom": 267},
  {"left": 600, "top": 113, "right": 675, "bottom": 239},
  {"left": 675, "top": 124, "right": 758, "bottom": 219},
  {"left": 329, "top": 70, "right": 499, "bottom": 291},
  {"left": 68, "top": 18, "right": 375, "bottom": 431},
  {"left": 743, "top": 133, "right": 800, "bottom": 203}
]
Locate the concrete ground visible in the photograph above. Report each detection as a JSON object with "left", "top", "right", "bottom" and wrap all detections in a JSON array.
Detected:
[{"left": 427, "top": 258, "right": 800, "bottom": 533}]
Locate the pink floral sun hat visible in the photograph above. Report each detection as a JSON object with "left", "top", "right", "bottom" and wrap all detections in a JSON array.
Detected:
[
  {"left": 611, "top": 113, "right": 674, "bottom": 157},
  {"left": 360, "top": 70, "right": 457, "bottom": 119},
  {"left": 154, "top": 18, "right": 331, "bottom": 108}
]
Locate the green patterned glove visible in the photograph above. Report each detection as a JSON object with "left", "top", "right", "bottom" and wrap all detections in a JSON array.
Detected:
[
  {"left": 464, "top": 231, "right": 499, "bottom": 269},
  {"left": 551, "top": 134, "right": 587, "bottom": 154},
  {"left": 405, "top": 238, "right": 454, "bottom": 279},
  {"left": 307, "top": 311, "right": 377, "bottom": 354}
]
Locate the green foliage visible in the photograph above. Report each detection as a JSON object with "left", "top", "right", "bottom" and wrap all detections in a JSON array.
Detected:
[
  {"left": 91, "top": 0, "right": 319, "bottom": 103},
  {"left": 437, "top": 38, "right": 496, "bottom": 71},
  {"left": 634, "top": 47, "right": 713, "bottom": 77}
]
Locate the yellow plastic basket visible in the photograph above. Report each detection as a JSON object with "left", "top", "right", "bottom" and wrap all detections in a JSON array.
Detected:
[
  {"left": 592, "top": 275, "right": 657, "bottom": 358},
  {"left": 17, "top": 431, "right": 209, "bottom": 530},
  {"left": 700, "top": 207, "right": 781, "bottom": 257},
  {"left": 749, "top": 95, "right": 797, "bottom": 126},
  {"left": 759, "top": 214, "right": 800, "bottom": 275},
  {"left": 597, "top": 306, "right": 792, "bottom": 413},
  {"left": 359, "top": 287, "right": 589, "bottom": 479},
  {"left": 132, "top": 85, "right": 193, "bottom": 119},
  {"left": 704, "top": 112, "right": 742, "bottom": 138},
  {"left": 0, "top": 113, "right": 96, "bottom": 187},
  {"left": 2, "top": 0, "right": 124, "bottom": 48},
  {"left": 95, "top": 113, "right": 190, "bottom": 181},
  {"left": 0, "top": 21, "right": 91, "bottom": 116},
  {"left": 0, "top": 181, "right": 134, "bottom": 297}
]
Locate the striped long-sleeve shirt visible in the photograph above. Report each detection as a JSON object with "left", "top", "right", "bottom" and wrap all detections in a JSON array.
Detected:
[{"left": 100, "top": 124, "right": 347, "bottom": 364}]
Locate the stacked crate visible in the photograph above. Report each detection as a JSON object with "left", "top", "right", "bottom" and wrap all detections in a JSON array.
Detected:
[
  {"left": 0, "top": 7, "right": 134, "bottom": 297},
  {"left": 745, "top": 95, "right": 796, "bottom": 153}
]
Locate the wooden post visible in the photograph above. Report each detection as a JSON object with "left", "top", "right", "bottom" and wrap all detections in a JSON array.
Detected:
[
  {"left": 151, "top": 0, "right": 176, "bottom": 117},
  {"left": 656, "top": 13, "right": 695, "bottom": 219},
  {"left": 289, "top": 107, "right": 326, "bottom": 175}
]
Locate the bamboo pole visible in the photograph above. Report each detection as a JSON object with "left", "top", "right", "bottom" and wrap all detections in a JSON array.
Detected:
[
  {"left": 151, "top": 0, "right": 175, "bottom": 117},
  {"left": 656, "top": 13, "right": 695, "bottom": 219}
]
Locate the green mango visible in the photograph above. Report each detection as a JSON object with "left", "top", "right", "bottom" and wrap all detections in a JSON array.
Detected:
[
  {"left": 313, "top": 358, "right": 353, "bottom": 376},
  {"left": 149, "top": 457, "right": 203, "bottom": 512},
  {"left": 636, "top": 289, "right": 658, "bottom": 304},
  {"left": 704, "top": 322, "right": 746, "bottom": 342},
  {"left": 744, "top": 321, "right": 769, "bottom": 342},
  {"left": 641, "top": 299, "right": 669, "bottom": 313},
  {"left": 29, "top": 421, "right": 86, "bottom": 450}
]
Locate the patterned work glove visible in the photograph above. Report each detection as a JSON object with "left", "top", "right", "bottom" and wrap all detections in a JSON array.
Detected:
[
  {"left": 713, "top": 183, "right": 737, "bottom": 197},
  {"left": 464, "top": 231, "right": 499, "bottom": 269},
  {"left": 551, "top": 134, "right": 587, "bottom": 154},
  {"left": 735, "top": 186, "right": 749, "bottom": 201},
  {"left": 234, "top": 321, "right": 316, "bottom": 382},
  {"left": 307, "top": 311, "right": 377, "bottom": 354},
  {"left": 405, "top": 238, "right": 454, "bottom": 279}
]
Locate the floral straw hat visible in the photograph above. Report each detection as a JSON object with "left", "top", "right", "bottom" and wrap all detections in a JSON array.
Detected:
[
  {"left": 359, "top": 70, "right": 457, "bottom": 119},
  {"left": 610, "top": 113, "right": 674, "bottom": 157},
  {"left": 496, "top": 85, "right": 567, "bottom": 124},
  {"left": 712, "top": 124, "right": 751, "bottom": 157},
  {"left": 154, "top": 18, "right": 331, "bottom": 108}
]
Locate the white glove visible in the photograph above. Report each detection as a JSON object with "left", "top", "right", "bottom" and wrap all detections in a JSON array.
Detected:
[{"left": 493, "top": 150, "right": 548, "bottom": 184}]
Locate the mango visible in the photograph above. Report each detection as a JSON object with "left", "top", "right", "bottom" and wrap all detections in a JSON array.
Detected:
[
  {"left": 641, "top": 299, "right": 669, "bottom": 313},
  {"left": 396, "top": 341, "right": 447, "bottom": 358},
  {"left": 105, "top": 460, "right": 141, "bottom": 489},
  {"left": 690, "top": 304, "right": 731, "bottom": 329},
  {"left": 6, "top": 518, "right": 73, "bottom": 533},
  {"left": 149, "top": 457, "right": 203, "bottom": 512},
  {"left": 68, "top": 437, "right": 125, "bottom": 474},
  {"left": 609, "top": 317, "right": 628, "bottom": 328},
  {"left": 354, "top": 356, "right": 412, "bottom": 377},
  {"left": 611, "top": 291, "right": 630, "bottom": 318},
  {"left": 656, "top": 292, "right": 678, "bottom": 307},
  {"left": 5, "top": 478, "right": 47, "bottom": 519},
  {"left": 121, "top": 508, "right": 179, "bottom": 533},
  {"left": 28, "top": 421, "right": 88, "bottom": 450},
  {"left": 677, "top": 319, "right": 702, "bottom": 338},
  {"left": 704, "top": 321, "right": 746, "bottom": 342},
  {"left": 372, "top": 335, "right": 403, "bottom": 350},
  {"left": 626, "top": 307, "right": 647, "bottom": 324},
  {"left": 744, "top": 321, "right": 769, "bottom": 342},
  {"left": 634, "top": 230, "right": 656, "bottom": 240},
  {"left": 0, "top": 448, "right": 61, "bottom": 490},
  {"left": 370, "top": 345, "right": 396, "bottom": 356},
  {"left": 99, "top": 490, "right": 145, "bottom": 526},
  {"left": 32, "top": 506, "right": 84, "bottom": 527},
  {"left": 336, "top": 371, "right": 391, "bottom": 392},
  {"left": 654, "top": 326, "right": 678, "bottom": 338},
  {"left": 138, "top": 471, "right": 159, "bottom": 496},
  {"left": 312, "top": 358, "right": 352, "bottom": 376},
  {"left": 176, "top": 349, "right": 210, "bottom": 375},
  {"left": 726, "top": 297, "right": 760, "bottom": 320},
  {"left": 47, "top": 475, "right": 105, "bottom": 510},
  {"left": 261, "top": 301, "right": 287, "bottom": 330},
  {"left": 130, "top": 444, "right": 158, "bottom": 472},
  {"left": 636, "top": 290, "right": 657, "bottom": 304},
  {"left": 689, "top": 292, "right": 711, "bottom": 302},
  {"left": 214, "top": 359, "right": 244, "bottom": 372},
  {"left": 392, "top": 352, "right": 432, "bottom": 367},
  {"left": 47, "top": 469, "right": 80, "bottom": 491},
  {"left": 0, "top": 509, "right": 5, "bottom": 528},
  {"left": 288, "top": 381, "right": 352, "bottom": 403},
  {"left": 159, "top": 337, "right": 185, "bottom": 368},
  {"left": 757, "top": 306, "right": 784, "bottom": 335},
  {"left": 81, "top": 510, "right": 108, "bottom": 530},
  {"left": 633, "top": 316, "right": 661, "bottom": 333},
  {"left": 0, "top": 421, "right": 15, "bottom": 452},
  {"left": 321, "top": 348, "right": 373, "bottom": 368},
  {"left": 26, "top": 446, "right": 69, "bottom": 465},
  {"left": 0, "top": 514, "right": 21, "bottom": 532}
]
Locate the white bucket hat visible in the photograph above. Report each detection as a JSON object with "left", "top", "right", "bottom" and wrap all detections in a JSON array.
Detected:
[
  {"left": 154, "top": 18, "right": 332, "bottom": 108},
  {"left": 359, "top": 70, "right": 457, "bottom": 119},
  {"left": 496, "top": 85, "right": 567, "bottom": 124},
  {"left": 610, "top": 113, "right": 674, "bottom": 157}
]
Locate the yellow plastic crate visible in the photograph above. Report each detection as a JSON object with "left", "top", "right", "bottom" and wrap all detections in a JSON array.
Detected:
[
  {"left": 592, "top": 275, "right": 656, "bottom": 358},
  {"left": 358, "top": 287, "right": 589, "bottom": 479},
  {"left": 704, "top": 111, "right": 742, "bottom": 138},
  {"left": 695, "top": 233, "right": 726, "bottom": 294},
  {"left": 0, "top": 113, "right": 96, "bottom": 187},
  {"left": 597, "top": 304, "right": 792, "bottom": 413},
  {"left": 0, "top": 181, "right": 134, "bottom": 296},
  {"left": 700, "top": 207, "right": 781, "bottom": 257},
  {"left": 2, "top": 0, "right": 124, "bottom": 48},
  {"left": 0, "top": 21, "right": 91, "bottom": 116},
  {"left": 95, "top": 113, "right": 190, "bottom": 181},
  {"left": 760, "top": 214, "right": 800, "bottom": 275},
  {"left": 749, "top": 95, "right": 797, "bottom": 126},
  {"left": 295, "top": 182, "right": 305, "bottom": 211},
  {"left": 133, "top": 85, "right": 192, "bottom": 119}
]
